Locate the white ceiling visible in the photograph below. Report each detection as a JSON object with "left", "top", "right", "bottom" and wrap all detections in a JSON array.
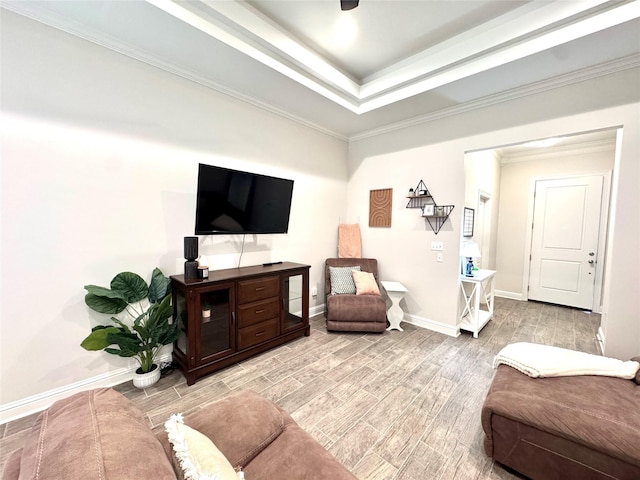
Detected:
[{"left": 3, "top": 0, "right": 640, "bottom": 139}]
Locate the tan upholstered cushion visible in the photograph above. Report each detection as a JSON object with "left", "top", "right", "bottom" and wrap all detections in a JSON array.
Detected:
[
  {"left": 158, "top": 390, "right": 286, "bottom": 470},
  {"left": 165, "top": 414, "right": 239, "bottom": 480},
  {"left": 1, "top": 449, "right": 21, "bottom": 480},
  {"left": 15, "top": 388, "right": 176, "bottom": 480},
  {"left": 483, "top": 364, "right": 640, "bottom": 468},
  {"left": 352, "top": 270, "right": 381, "bottom": 296}
]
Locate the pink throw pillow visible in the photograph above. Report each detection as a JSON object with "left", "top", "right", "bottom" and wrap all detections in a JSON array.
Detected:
[{"left": 352, "top": 270, "right": 381, "bottom": 296}]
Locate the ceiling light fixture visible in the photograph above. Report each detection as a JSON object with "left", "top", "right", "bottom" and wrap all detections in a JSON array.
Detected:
[
  {"left": 333, "top": 14, "right": 357, "bottom": 48},
  {"left": 340, "top": 0, "right": 359, "bottom": 11}
]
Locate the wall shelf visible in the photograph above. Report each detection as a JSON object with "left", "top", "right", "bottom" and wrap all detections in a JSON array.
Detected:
[
  {"left": 406, "top": 180, "right": 434, "bottom": 208},
  {"left": 406, "top": 179, "right": 454, "bottom": 234}
]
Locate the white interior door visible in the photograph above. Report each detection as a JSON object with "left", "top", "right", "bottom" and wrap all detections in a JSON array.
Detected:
[{"left": 528, "top": 175, "right": 603, "bottom": 310}]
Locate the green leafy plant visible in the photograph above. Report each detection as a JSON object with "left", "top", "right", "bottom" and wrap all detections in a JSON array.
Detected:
[{"left": 80, "top": 268, "right": 180, "bottom": 374}]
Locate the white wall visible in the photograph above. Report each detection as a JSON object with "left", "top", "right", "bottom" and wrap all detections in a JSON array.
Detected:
[
  {"left": 0, "top": 12, "right": 348, "bottom": 416},
  {"left": 347, "top": 143, "right": 464, "bottom": 336},
  {"left": 348, "top": 67, "right": 639, "bottom": 359}
]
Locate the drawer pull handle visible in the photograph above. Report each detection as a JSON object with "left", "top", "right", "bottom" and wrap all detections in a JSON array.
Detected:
[
  {"left": 255, "top": 331, "right": 266, "bottom": 337},
  {"left": 255, "top": 309, "right": 265, "bottom": 314},
  {"left": 255, "top": 286, "right": 266, "bottom": 291}
]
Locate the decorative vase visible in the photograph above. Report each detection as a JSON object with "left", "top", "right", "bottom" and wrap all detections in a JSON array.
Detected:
[{"left": 132, "top": 364, "right": 161, "bottom": 389}]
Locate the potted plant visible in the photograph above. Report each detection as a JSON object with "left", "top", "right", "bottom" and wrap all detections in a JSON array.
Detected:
[{"left": 80, "top": 268, "right": 181, "bottom": 388}]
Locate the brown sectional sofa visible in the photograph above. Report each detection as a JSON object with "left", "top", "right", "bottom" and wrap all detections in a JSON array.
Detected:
[
  {"left": 2, "top": 388, "right": 356, "bottom": 480},
  {"left": 482, "top": 364, "right": 640, "bottom": 480}
]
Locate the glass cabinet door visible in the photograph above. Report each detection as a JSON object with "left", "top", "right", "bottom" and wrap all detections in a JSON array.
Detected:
[
  {"left": 198, "top": 284, "right": 235, "bottom": 363},
  {"left": 173, "top": 283, "right": 235, "bottom": 369},
  {"left": 174, "top": 288, "right": 189, "bottom": 357},
  {"left": 282, "top": 272, "right": 308, "bottom": 332}
]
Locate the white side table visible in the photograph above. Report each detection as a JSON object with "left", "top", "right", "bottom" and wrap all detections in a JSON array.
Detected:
[
  {"left": 459, "top": 269, "right": 496, "bottom": 338},
  {"left": 381, "top": 281, "right": 408, "bottom": 331}
]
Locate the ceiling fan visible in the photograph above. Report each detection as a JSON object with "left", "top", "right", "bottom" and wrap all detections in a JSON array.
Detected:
[{"left": 340, "top": 0, "right": 359, "bottom": 11}]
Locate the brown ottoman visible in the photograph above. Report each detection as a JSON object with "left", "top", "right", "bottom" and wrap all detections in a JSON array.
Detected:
[{"left": 481, "top": 364, "right": 640, "bottom": 480}]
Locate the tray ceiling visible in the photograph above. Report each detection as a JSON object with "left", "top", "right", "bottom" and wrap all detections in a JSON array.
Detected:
[{"left": 3, "top": 0, "right": 640, "bottom": 138}]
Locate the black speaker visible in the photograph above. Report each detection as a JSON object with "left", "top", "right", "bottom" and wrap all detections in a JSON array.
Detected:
[
  {"left": 184, "top": 236, "right": 198, "bottom": 261},
  {"left": 184, "top": 260, "right": 198, "bottom": 280}
]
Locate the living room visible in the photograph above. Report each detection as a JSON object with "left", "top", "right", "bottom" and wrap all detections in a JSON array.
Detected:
[{"left": 1, "top": 0, "right": 639, "bottom": 469}]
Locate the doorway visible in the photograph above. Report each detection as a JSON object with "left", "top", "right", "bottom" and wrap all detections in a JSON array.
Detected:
[{"left": 464, "top": 128, "right": 617, "bottom": 312}]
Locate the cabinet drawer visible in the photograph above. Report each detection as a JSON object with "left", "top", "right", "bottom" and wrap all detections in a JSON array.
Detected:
[
  {"left": 237, "top": 276, "right": 280, "bottom": 304},
  {"left": 237, "top": 298, "right": 280, "bottom": 328},
  {"left": 238, "top": 318, "right": 279, "bottom": 350}
]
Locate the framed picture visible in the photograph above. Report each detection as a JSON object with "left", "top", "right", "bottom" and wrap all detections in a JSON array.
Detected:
[
  {"left": 369, "top": 188, "right": 392, "bottom": 227},
  {"left": 463, "top": 207, "right": 475, "bottom": 237},
  {"left": 435, "top": 206, "right": 445, "bottom": 217},
  {"left": 422, "top": 204, "right": 434, "bottom": 216}
]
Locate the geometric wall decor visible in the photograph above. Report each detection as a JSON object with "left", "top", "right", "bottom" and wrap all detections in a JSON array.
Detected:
[{"left": 406, "top": 180, "right": 455, "bottom": 234}]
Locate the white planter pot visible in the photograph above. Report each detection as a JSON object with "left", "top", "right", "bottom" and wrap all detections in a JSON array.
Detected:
[{"left": 132, "top": 364, "right": 161, "bottom": 389}]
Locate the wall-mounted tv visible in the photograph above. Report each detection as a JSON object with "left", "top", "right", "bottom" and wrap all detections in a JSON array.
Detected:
[{"left": 195, "top": 164, "right": 294, "bottom": 235}]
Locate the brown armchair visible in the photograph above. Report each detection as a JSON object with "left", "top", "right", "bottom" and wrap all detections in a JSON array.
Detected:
[{"left": 324, "top": 258, "right": 387, "bottom": 333}]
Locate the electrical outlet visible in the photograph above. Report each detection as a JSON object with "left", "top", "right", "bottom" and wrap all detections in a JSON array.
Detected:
[
  {"left": 431, "top": 241, "right": 443, "bottom": 251},
  {"left": 437, "top": 253, "right": 443, "bottom": 262},
  {"left": 311, "top": 287, "right": 318, "bottom": 297}
]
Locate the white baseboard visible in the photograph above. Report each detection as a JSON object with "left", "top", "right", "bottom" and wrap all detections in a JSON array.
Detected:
[
  {"left": 403, "top": 314, "right": 460, "bottom": 337},
  {"left": 313, "top": 304, "right": 459, "bottom": 337},
  {"left": 309, "top": 303, "right": 325, "bottom": 318},
  {"left": 0, "top": 352, "right": 173, "bottom": 425},
  {"left": 311, "top": 302, "right": 459, "bottom": 338},
  {"left": 495, "top": 290, "right": 525, "bottom": 301},
  {"left": 2, "top": 304, "right": 330, "bottom": 425}
]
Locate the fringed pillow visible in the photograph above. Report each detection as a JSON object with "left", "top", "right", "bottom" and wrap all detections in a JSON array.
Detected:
[{"left": 165, "top": 414, "right": 244, "bottom": 480}]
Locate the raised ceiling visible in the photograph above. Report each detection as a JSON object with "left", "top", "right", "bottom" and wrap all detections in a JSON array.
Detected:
[{"left": 3, "top": 0, "right": 640, "bottom": 139}]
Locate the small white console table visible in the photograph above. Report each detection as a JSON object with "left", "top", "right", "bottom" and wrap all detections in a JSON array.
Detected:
[
  {"left": 459, "top": 269, "right": 496, "bottom": 338},
  {"left": 381, "top": 281, "right": 408, "bottom": 331}
]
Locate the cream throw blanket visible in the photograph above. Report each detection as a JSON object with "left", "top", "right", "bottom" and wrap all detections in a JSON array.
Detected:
[{"left": 494, "top": 342, "right": 640, "bottom": 379}]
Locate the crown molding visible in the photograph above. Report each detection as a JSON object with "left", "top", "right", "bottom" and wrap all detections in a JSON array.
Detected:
[
  {"left": 8, "top": 0, "right": 637, "bottom": 115},
  {"left": 2, "top": 2, "right": 638, "bottom": 142},
  {"left": 500, "top": 138, "right": 617, "bottom": 165},
  {"left": 1, "top": 1, "right": 349, "bottom": 141},
  {"left": 152, "top": 0, "right": 639, "bottom": 114},
  {"left": 350, "top": 54, "right": 640, "bottom": 142}
]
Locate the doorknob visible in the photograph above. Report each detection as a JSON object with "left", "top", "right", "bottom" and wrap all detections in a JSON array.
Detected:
[
  {"left": 588, "top": 259, "right": 595, "bottom": 264},
  {"left": 588, "top": 252, "right": 595, "bottom": 256}
]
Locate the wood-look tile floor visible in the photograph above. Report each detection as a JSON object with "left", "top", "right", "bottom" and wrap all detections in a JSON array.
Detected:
[{"left": 0, "top": 298, "right": 601, "bottom": 479}]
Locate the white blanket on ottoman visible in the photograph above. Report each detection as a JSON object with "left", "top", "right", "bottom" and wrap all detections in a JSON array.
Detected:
[{"left": 494, "top": 342, "right": 640, "bottom": 379}]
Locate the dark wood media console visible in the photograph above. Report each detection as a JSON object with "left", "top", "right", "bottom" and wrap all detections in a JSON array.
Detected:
[{"left": 171, "top": 262, "right": 310, "bottom": 385}]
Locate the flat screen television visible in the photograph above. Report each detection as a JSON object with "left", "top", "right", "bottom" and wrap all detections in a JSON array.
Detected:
[{"left": 195, "top": 164, "right": 294, "bottom": 235}]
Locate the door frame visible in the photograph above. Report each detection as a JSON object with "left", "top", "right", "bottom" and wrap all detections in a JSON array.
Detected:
[
  {"left": 476, "top": 189, "right": 493, "bottom": 270},
  {"left": 521, "top": 171, "right": 612, "bottom": 312}
]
